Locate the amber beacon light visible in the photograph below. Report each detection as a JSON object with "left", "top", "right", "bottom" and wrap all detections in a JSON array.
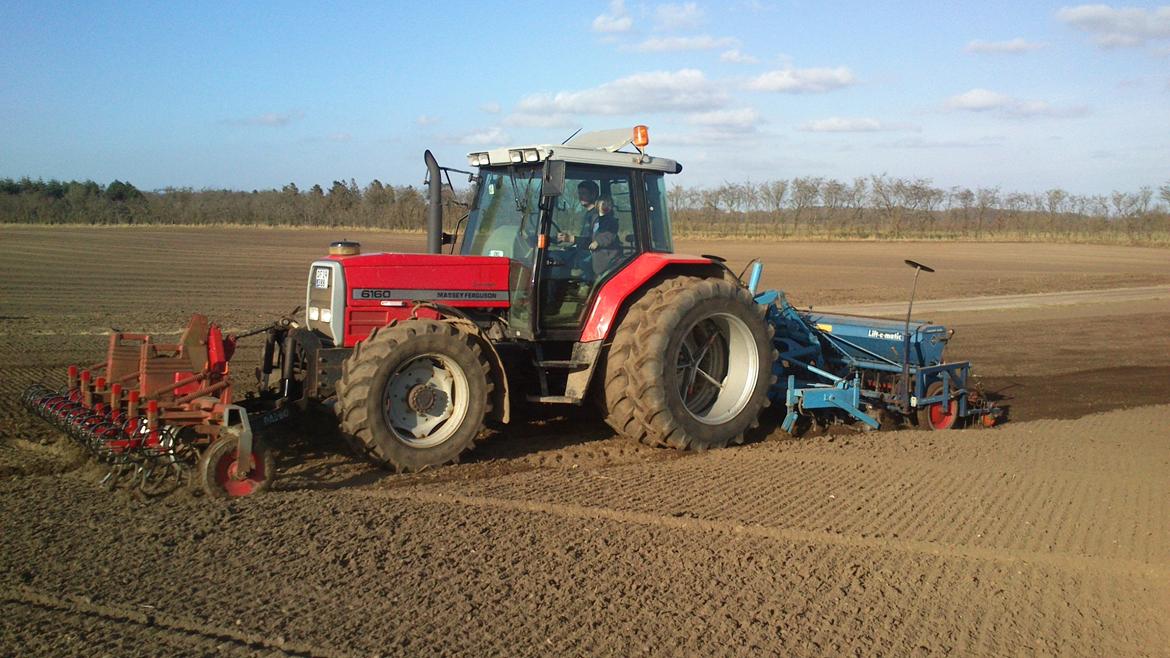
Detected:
[{"left": 632, "top": 125, "right": 649, "bottom": 148}]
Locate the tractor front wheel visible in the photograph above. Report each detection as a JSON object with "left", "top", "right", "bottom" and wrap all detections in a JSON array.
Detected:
[{"left": 336, "top": 320, "right": 491, "bottom": 472}]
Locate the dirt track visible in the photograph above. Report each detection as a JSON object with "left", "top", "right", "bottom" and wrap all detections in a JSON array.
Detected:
[{"left": 2, "top": 227, "right": 1169, "bottom": 656}]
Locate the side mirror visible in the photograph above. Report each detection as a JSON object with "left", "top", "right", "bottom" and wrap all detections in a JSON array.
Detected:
[{"left": 541, "top": 160, "right": 565, "bottom": 199}]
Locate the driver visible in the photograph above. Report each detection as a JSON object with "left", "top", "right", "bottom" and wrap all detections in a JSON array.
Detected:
[{"left": 556, "top": 180, "right": 599, "bottom": 246}]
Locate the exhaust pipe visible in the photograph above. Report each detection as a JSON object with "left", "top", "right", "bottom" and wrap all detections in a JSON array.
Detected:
[{"left": 424, "top": 149, "right": 442, "bottom": 254}]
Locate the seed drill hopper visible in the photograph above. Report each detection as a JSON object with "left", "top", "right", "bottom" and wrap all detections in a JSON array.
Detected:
[{"left": 749, "top": 259, "right": 1001, "bottom": 433}]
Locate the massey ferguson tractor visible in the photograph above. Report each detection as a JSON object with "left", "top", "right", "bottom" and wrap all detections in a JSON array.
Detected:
[{"left": 22, "top": 126, "right": 999, "bottom": 497}]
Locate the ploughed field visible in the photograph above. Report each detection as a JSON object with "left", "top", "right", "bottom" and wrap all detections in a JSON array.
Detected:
[{"left": 2, "top": 226, "right": 1169, "bottom": 656}]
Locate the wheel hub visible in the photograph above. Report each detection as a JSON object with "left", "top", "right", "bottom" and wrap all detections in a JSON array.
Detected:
[
  {"left": 407, "top": 384, "right": 439, "bottom": 414},
  {"left": 383, "top": 355, "right": 466, "bottom": 446}
]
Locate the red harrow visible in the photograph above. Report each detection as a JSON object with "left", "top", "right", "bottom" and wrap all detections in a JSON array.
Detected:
[{"left": 21, "top": 314, "right": 282, "bottom": 497}]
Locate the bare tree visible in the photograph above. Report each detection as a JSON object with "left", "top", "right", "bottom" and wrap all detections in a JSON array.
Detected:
[
  {"left": 820, "top": 178, "right": 847, "bottom": 227},
  {"left": 846, "top": 177, "right": 868, "bottom": 231},
  {"left": 868, "top": 174, "right": 904, "bottom": 236},
  {"left": 950, "top": 186, "right": 975, "bottom": 234},
  {"left": 974, "top": 187, "right": 999, "bottom": 238},
  {"left": 788, "top": 177, "right": 822, "bottom": 234},
  {"left": 757, "top": 180, "right": 788, "bottom": 229}
]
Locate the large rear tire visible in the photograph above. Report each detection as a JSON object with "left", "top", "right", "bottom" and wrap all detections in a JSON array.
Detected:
[
  {"left": 611, "top": 277, "right": 774, "bottom": 450},
  {"left": 336, "top": 320, "right": 491, "bottom": 472},
  {"left": 598, "top": 275, "right": 692, "bottom": 444}
]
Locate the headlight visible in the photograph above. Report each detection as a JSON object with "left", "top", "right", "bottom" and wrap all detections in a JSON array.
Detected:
[
  {"left": 308, "top": 306, "right": 320, "bottom": 321},
  {"left": 320, "top": 309, "right": 332, "bottom": 323}
]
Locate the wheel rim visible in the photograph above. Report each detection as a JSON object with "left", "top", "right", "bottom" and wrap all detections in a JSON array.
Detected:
[
  {"left": 215, "top": 447, "right": 266, "bottom": 497},
  {"left": 382, "top": 353, "right": 471, "bottom": 448},
  {"left": 926, "top": 384, "right": 958, "bottom": 430},
  {"left": 674, "top": 312, "right": 759, "bottom": 425}
]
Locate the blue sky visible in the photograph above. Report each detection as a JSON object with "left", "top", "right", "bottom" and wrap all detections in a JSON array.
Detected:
[{"left": 1, "top": 1, "right": 1167, "bottom": 195}]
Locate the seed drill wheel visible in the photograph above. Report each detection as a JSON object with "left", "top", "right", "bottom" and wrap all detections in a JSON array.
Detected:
[
  {"left": 918, "top": 380, "right": 959, "bottom": 431},
  {"left": 336, "top": 320, "right": 491, "bottom": 472},
  {"left": 604, "top": 276, "right": 773, "bottom": 450},
  {"left": 199, "top": 434, "right": 275, "bottom": 498}
]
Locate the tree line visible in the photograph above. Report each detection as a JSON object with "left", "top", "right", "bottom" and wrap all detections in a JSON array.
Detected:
[
  {"left": 2, "top": 175, "right": 1169, "bottom": 244},
  {"left": 669, "top": 176, "right": 1170, "bottom": 243}
]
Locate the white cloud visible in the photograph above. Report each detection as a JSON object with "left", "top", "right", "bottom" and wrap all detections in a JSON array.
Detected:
[
  {"left": 503, "top": 113, "right": 580, "bottom": 129},
  {"left": 415, "top": 114, "right": 440, "bottom": 126},
  {"left": 800, "top": 117, "right": 913, "bottom": 132},
  {"left": 226, "top": 111, "right": 304, "bottom": 127},
  {"left": 965, "top": 38, "right": 1046, "bottom": 53},
  {"left": 686, "top": 108, "right": 761, "bottom": 129},
  {"left": 881, "top": 136, "right": 1002, "bottom": 149},
  {"left": 945, "top": 88, "right": 1014, "bottom": 111},
  {"left": 449, "top": 126, "right": 510, "bottom": 145},
  {"left": 1057, "top": 4, "right": 1170, "bottom": 48},
  {"left": 945, "top": 88, "right": 1088, "bottom": 117},
  {"left": 632, "top": 35, "right": 739, "bottom": 52},
  {"left": 655, "top": 2, "right": 704, "bottom": 30},
  {"left": 720, "top": 49, "right": 759, "bottom": 64},
  {"left": 747, "top": 66, "right": 857, "bottom": 93},
  {"left": 593, "top": 0, "right": 632, "bottom": 33},
  {"left": 1007, "top": 100, "right": 1089, "bottom": 118},
  {"left": 516, "top": 69, "right": 727, "bottom": 115},
  {"left": 651, "top": 128, "right": 758, "bottom": 146},
  {"left": 479, "top": 102, "right": 501, "bottom": 114}
]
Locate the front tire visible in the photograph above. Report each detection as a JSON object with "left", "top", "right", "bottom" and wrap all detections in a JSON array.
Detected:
[
  {"left": 619, "top": 277, "right": 774, "bottom": 450},
  {"left": 336, "top": 320, "right": 491, "bottom": 472}
]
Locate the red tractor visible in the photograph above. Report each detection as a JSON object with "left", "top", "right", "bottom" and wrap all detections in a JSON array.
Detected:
[
  {"left": 24, "top": 126, "right": 775, "bottom": 493},
  {"left": 321, "top": 126, "right": 773, "bottom": 471}
]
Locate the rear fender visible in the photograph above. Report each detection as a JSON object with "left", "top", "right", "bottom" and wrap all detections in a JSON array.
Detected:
[{"left": 580, "top": 253, "right": 720, "bottom": 343}]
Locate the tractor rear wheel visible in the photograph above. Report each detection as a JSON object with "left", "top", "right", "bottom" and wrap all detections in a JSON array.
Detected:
[
  {"left": 616, "top": 277, "right": 773, "bottom": 450},
  {"left": 598, "top": 275, "right": 692, "bottom": 443},
  {"left": 336, "top": 320, "right": 491, "bottom": 472}
]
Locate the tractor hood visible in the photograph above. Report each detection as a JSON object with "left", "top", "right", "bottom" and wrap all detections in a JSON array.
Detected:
[{"left": 308, "top": 252, "right": 511, "bottom": 347}]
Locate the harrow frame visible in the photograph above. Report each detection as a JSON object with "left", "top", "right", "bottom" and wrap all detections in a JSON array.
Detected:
[{"left": 22, "top": 314, "right": 299, "bottom": 497}]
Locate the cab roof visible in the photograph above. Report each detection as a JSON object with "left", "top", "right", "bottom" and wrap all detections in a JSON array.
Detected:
[{"left": 467, "top": 127, "right": 682, "bottom": 174}]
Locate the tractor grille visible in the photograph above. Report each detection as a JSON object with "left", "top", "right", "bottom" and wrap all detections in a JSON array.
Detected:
[{"left": 305, "top": 261, "right": 344, "bottom": 343}]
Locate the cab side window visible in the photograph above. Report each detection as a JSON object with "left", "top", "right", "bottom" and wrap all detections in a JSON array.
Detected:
[{"left": 644, "top": 173, "right": 673, "bottom": 252}]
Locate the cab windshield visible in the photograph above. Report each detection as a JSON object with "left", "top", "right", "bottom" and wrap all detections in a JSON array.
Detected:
[
  {"left": 461, "top": 165, "right": 544, "bottom": 331},
  {"left": 461, "top": 165, "right": 543, "bottom": 260}
]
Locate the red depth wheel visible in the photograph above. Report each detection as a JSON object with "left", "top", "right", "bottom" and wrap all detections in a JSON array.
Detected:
[
  {"left": 199, "top": 434, "right": 275, "bottom": 498},
  {"left": 921, "top": 380, "right": 959, "bottom": 431}
]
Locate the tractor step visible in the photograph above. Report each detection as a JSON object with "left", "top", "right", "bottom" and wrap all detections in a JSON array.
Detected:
[
  {"left": 536, "top": 360, "right": 589, "bottom": 370},
  {"left": 525, "top": 395, "right": 582, "bottom": 404}
]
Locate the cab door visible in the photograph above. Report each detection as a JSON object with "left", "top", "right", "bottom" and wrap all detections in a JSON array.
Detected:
[{"left": 537, "top": 164, "right": 643, "bottom": 337}]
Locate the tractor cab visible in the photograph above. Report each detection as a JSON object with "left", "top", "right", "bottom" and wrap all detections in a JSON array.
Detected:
[{"left": 459, "top": 127, "right": 681, "bottom": 339}]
